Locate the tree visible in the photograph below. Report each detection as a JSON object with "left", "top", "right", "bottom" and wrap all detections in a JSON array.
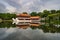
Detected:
[
  {"left": 0, "top": 13, "right": 16, "bottom": 20},
  {"left": 30, "top": 12, "right": 37, "bottom": 16},
  {"left": 50, "top": 10, "right": 56, "bottom": 14},
  {"left": 23, "top": 12, "right": 28, "bottom": 14},
  {"left": 43, "top": 10, "right": 50, "bottom": 17},
  {"left": 37, "top": 12, "right": 42, "bottom": 17},
  {"left": 56, "top": 10, "right": 60, "bottom": 13},
  {"left": 42, "top": 10, "right": 50, "bottom": 25}
]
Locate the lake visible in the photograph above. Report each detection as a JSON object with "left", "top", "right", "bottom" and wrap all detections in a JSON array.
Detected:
[
  {"left": 0, "top": 28, "right": 60, "bottom": 40},
  {"left": 0, "top": 21, "right": 60, "bottom": 40}
]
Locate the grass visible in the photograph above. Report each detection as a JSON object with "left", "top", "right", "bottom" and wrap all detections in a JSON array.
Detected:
[
  {"left": 0, "top": 19, "right": 2, "bottom": 23},
  {"left": 3, "top": 20, "right": 13, "bottom": 22},
  {"left": 0, "top": 18, "right": 13, "bottom": 23}
]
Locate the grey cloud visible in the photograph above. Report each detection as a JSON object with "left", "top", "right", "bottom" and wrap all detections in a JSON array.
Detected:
[
  {"left": 1, "top": 0, "right": 44, "bottom": 12},
  {"left": 4, "top": 0, "right": 22, "bottom": 9},
  {"left": 0, "top": 3, "right": 7, "bottom": 13},
  {"left": 0, "top": 0, "right": 60, "bottom": 13},
  {"left": 0, "top": 28, "right": 60, "bottom": 40},
  {"left": 42, "top": 0, "right": 60, "bottom": 10}
]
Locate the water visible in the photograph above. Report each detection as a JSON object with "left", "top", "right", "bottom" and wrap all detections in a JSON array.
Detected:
[
  {"left": 0, "top": 28, "right": 60, "bottom": 40},
  {"left": 0, "top": 21, "right": 60, "bottom": 40}
]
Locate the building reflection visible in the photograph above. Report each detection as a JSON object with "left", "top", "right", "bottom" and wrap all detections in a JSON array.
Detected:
[
  {"left": 16, "top": 23, "right": 40, "bottom": 29},
  {"left": 13, "top": 13, "right": 40, "bottom": 29}
]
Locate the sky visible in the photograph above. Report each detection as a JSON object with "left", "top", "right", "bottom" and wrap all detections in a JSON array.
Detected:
[{"left": 0, "top": 0, "right": 60, "bottom": 13}]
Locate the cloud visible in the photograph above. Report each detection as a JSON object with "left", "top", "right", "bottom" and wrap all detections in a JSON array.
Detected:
[
  {"left": 0, "top": 28, "right": 60, "bottom": 40},
  {"left": 0, "top": 0, "right": 17, "bottom": 13},
  {"left": 6, "top": 6, "right": 16, "bottom": 13},
  {"left": 41, "top": 0, "right": 60, "bottom": 10},
  {"left": 0, "top": 3, "right": 7, "bottom": 13},
  {"left": 0, "top": 0, "right": 60, "bottom": 13}
]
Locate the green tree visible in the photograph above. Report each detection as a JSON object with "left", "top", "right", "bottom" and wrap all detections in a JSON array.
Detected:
[
  {"left": 56, "top": 10, "right": 60, "bottom": 13},
  {"left": 30, "top": 12, "right": 37, "bottom": 16},
  {"left": 23, "top": 12, "right": 28, "bottom": 14},
  {"left": 37, "top": 12, "right": 42, "bottom": 17},
  {"left": 50, "top": 10, "right": 56, "bottom": 14}
]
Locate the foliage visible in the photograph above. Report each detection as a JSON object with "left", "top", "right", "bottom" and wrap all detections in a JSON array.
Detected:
[{"left": 0, "top": 13, "right": 16, "bottom": 20}]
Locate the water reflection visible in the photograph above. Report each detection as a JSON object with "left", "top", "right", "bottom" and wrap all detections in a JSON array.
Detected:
[
  {"left": 16, "top": 22, "right": 40, "bottom": 29},
  {"left": 0, "top": 28, "right": 60, "bottom": 40},
  {"left": 0, "top": 21, "right": 60, "bottom": 40},
  {"left": 0, "top": 21, "right": 60, "bottom": 33},
  {"left": 0, "top": 21, "right": 16, "bottom": 28}
]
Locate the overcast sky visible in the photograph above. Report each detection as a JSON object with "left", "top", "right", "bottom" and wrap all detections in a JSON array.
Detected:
[{"left": 0, "top": 0, "right": 60, "bottom": 13}]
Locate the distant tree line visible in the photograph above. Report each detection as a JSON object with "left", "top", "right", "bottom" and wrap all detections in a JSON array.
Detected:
[
  {"left": 0, "top": 13, "right": 16, "bottom": 20},
  {"left": 30, "top": 10, "right": 60, "bottom": 18}
]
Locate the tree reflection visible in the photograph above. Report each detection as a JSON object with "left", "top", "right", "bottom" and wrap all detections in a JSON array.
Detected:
[
  {"left": 0, "top": 21, "right": 60, "bottom": 33},
  {"left": 0, "top": 21, "right": 16, "bottom": 28}
]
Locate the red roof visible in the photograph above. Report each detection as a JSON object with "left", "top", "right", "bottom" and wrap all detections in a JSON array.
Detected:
[{"left": 16, "top": 13, "right": 30, "bottom": 17}]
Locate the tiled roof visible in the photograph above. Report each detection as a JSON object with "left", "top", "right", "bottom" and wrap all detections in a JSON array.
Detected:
[{"left": 16, "top": 13, "right": 30, "bottom": 17}]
